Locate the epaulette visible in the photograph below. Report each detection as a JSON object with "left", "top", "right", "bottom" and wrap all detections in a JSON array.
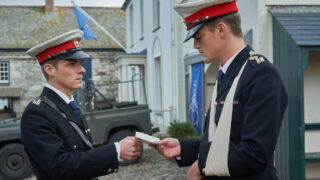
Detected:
[
  {"left": 31, "top": 97, "right": 42, "bottom": 106},
  {"left": 248, "top": 51, "right": 266, "bottom": 65}
]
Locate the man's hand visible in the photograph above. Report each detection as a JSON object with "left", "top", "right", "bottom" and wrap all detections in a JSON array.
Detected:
[
  {"left": 187, "top": 160, "right": 204, "bottom": 180},
  {"left": 149, "top": 138, "right": 181, "bottom": 158},
  {"left": 118, "top": 137, "right": 142, "bottom": 160}
]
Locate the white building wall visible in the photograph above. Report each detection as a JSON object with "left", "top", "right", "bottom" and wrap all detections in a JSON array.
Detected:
[
  {"left": 237, "top": 0, "right": 259, "bottom": 51},
  {"left": 237, "top": 0, "right": 274, "bottom": 61},
  {"left": 125, "top": 0, "right": 176, "bottom": 129},
  {"left": 124, "top": 0, "right": 202, "bottom": 129},
  {"left": 173, "top": 1, "right": 198, "bottom": 123}
]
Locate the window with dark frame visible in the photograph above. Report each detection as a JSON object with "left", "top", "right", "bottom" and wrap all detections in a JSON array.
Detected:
[{"left": 0, "top": 61, "right": 9, "bottom": 84}]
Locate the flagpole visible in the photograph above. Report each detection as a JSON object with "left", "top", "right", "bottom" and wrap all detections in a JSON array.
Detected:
[{"left": 71, "top": 0, "right": 127, "bottom": 52}]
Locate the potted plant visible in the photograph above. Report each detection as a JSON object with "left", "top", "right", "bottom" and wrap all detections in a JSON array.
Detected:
[{"left": 167, "top": 120, "right": 197, "bottom": 138}]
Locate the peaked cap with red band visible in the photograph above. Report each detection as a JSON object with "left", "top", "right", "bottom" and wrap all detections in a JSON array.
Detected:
[
  {"left": 174, "top": 0, "right": 238, "bottom": 42},
  {"left": 27, "top": 29, "right": 90, "bottom": 64}
]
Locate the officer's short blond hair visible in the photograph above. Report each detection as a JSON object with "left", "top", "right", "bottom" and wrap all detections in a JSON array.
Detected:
[{"left": 206, "top": 13, "right": 243, "bottom": 38}]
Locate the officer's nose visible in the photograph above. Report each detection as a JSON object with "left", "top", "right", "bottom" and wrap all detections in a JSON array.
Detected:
[
  {"left": 193, "top": 38, "right": 200, "bottom": 49},
  {"left": 80, "top": 64, "right": 86, "bottom": 74}
]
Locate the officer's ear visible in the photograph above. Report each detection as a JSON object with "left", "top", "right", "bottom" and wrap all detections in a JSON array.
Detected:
[
  {"left": 216, "top": 22, "right": 227, "bottom": 39},
  {"left": 43, "top": 64, "right": 55, "bottom": 79},
  {"left": 43, "top": 60, "right": 59, "bottom": 79}
]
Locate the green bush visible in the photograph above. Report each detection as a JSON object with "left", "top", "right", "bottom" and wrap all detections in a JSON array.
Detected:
[{"left": 167, "top": 120, "right": 196, "bottom": 138}]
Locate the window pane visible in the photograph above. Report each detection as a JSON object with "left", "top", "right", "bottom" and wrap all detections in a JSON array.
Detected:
[{"left": 0, "top": 61, "right": 9, "bottom": 83}]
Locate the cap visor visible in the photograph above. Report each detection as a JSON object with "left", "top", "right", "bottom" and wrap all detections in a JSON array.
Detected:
[
  {"left": 184, "top": 23, "right": 204, "bottom": 42},
  {"left": 55, "top": 49, "right": 90, "bottom": 60}
]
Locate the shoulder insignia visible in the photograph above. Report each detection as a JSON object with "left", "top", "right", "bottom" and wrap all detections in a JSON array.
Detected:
[
  {"left": 248, "top": 51, "right": 265, "bottom": 64},
  {"left": 32, "top": 99, "right": 42, "bottom": 105},
  {"left": 249, "top": 51, "right": 255, "bottom": 57}
]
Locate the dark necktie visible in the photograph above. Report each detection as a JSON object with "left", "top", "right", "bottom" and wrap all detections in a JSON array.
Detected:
[
  {"left": 216, "top": 69, "right": 224, "bottom": 90},
  {"left": 69, "top": 101, "right": 82, "bottom": 123}
]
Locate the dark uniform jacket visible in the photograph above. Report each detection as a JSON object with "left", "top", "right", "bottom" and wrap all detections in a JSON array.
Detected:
[
  {"left": 176, "top": 46, "right": 288, "bottom": 180},
  {"left": 21, "top": 87, "right": 118, "bottom": 180}
]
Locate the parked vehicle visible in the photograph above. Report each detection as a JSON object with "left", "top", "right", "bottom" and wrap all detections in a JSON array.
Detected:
[{"left": 0, "top": 79, "right": 157, "bottom": 179}]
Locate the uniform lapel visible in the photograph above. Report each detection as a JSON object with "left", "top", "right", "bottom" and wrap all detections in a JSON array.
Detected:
[
  {"left": 41, "top": 87, "right": 84, "bottom": 128},
  {"left": 217, "top": 46, "right": 252, "bottom": 98}
]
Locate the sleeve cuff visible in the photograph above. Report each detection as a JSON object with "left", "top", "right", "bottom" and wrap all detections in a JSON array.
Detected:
[{"left": 114, "top": 142, "right": 123, "bottom": 162}]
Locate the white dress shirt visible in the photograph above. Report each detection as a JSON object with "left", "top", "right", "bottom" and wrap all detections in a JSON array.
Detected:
[{"left": 219, "top": 47, "right": 245, "bottom": 74}]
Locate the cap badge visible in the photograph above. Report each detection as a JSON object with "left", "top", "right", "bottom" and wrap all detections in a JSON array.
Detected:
[{"left": 74, "top": 40, "right": 80, "bottom": 48}]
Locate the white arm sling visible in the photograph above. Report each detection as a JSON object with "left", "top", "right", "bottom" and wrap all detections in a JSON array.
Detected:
[{"left": 204, "top": 60, "right": 248, "bottom": 176}]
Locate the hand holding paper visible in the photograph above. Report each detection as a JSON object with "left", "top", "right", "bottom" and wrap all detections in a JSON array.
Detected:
[
  {"left": 149, "top": 138, "right": 181, "bottom": 158},
  {"left": 119, "top": 136, "right": 142, "bottom": 160}
]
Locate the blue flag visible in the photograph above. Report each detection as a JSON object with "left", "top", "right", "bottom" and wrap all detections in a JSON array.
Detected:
[
  {"left": 73, "top": 6, "right": 97, "bottom": 40},
  {"left": 189, "top": 63, "right": 202, "bottom": 136}
]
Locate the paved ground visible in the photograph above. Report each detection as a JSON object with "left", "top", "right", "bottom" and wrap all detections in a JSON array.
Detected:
[
  {"left": 101, "top": 149, "right": 189, "bottom": 180},
  {"left": 25, "top": 148, "right": 189, "bottom": 180}
]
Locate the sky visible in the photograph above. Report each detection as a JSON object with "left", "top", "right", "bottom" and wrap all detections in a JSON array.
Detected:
[{"left": 0, "top": 0, "right": 126, "bottom": 7}]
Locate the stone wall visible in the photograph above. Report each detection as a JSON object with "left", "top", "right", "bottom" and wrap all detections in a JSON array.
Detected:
[
  {"left": 0, "top": 53, "right": 45, "bottom": 117},
  {"left": 0, "top": 6, "right": 125, "bottom": 49},
  {"left": 0, "top": 5, "right": 125, "bottom": 119},
  {"left": 88, "top": 51, "right": 119, "bottom": 101},
  {"left": 0, "top": 50, "right": 121, "bottom": 118}
]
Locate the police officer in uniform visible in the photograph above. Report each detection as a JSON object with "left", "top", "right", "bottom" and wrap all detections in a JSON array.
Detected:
[
  {"left": 151, "top": 0, "right": 288, "bottom": 179},
  {"left": 21, "top": 29, "right": 142, "bottom": 180}
]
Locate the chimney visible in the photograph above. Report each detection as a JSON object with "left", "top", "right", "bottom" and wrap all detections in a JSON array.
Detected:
[{"left": 45, "top": 0, "right": 54, "bottom": 14}]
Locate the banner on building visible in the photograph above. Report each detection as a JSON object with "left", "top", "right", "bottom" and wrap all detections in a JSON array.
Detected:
[{"left": 189, "top": 63, "right": 202, "bottom": 136}]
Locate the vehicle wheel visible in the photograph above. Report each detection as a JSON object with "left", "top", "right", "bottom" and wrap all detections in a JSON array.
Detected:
[
  {"left": 0, "top": 143, "right": 32, "bottom": 179},
  {"left": 108, "top": 129, "right": 143, "bottom": 166}
]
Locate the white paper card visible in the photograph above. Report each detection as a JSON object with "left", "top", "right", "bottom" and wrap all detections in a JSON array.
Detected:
[{"left": 135, "top": 131, "right": 160, "bottom": 144}]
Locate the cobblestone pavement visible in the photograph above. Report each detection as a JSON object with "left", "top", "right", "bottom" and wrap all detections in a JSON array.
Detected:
[
  {"left": 100, "top": 148, "right": 189, "bottom": 180},
  {"left": 25, "top": 148, "right": 189, "bottom": 180}
]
